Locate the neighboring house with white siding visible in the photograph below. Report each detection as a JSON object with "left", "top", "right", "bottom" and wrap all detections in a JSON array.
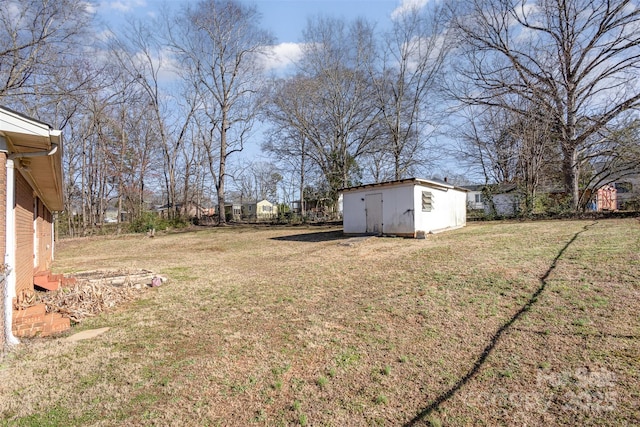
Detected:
[{"left": 242, "top": 199, "right": 278, "bottom": 220}]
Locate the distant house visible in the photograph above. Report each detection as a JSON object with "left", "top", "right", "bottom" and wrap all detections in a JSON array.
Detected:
[
  {"left": 104, "top": 207, "right": 130, "bottom": 223},
  {"left": 224, "top": 202, "right": 241, "bottom": 221},
  {"left": 154, "top": 203, "right": 177, "bottom": 219},
  {"left": 616, "top": 177, "right": 640, "bottom": 210},
  {"left": 179, "top": 201, "right": 212, "bottom": 218},
  {"left": 104, "top": 207, "right": 118, "bottom": 223},
  {"left": 586, "top": 184, "right": 617, "bottom": 211},
  {"left": 462, "top": 184, "right": 520, "bottom": 216},
  {"left": 465, "top": 182, "right": 624, "bottom": 215},
  {"left": 154, "top": 202, "right": 213, "bottom": 219},
  {"left": 242, "top": 199, "right": 278, "bottom": 220},
  {"left": 342, "top": 178, "right": 468, "bottom": 237},
  {"left": 290, "top": 193, "right": 343, "bottom": 219},
  {"left": 464, "top": 184, "right": 485, "bottom": 210},
  {"left": 0, "top": 106, "right": 64, "bottom": 346}
]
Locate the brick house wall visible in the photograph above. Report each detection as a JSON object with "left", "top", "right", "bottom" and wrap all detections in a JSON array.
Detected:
[
  {"left": 15, "top": 173, "right": 34, "bottom": 296},
  {"left": 35, "top": 198, "right": 53, "bottom": 272},
  {"left": 0, "top": 154, "right": 5, "bottom": 351}
]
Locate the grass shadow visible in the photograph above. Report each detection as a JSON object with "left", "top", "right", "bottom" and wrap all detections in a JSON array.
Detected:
[
  {"left": 403, "top": 222, "right": 597, "bottom": 426},
  {"left": 271, "top": 230, "right": 348, "bottom": 242}
]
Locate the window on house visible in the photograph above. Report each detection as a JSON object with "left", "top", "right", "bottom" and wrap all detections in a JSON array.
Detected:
[
  {"left": 262, "top": 205, "right": 271, "bottom": 212},
  {"left": 475, "top": 194, "right": 482, "bottom": 203},
  {"left": 422, "top": 191, "right": 434, "bottom": 212}
]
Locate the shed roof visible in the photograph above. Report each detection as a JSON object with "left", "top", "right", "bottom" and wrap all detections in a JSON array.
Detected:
[{"left": 342, "top": 177, "right": 469, "bottom": 193}]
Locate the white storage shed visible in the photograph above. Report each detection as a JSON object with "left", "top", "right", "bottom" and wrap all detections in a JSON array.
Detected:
[{"left": 342, "top": 178, "right": 468, "bottom": 237}]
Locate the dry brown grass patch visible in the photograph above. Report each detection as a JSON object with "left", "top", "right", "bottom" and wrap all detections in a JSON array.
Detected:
[{"left": 0, "top": 219, "right": 638, "bottom": 426}]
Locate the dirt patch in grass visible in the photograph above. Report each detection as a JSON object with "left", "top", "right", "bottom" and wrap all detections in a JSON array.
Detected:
[{"left": 1, "top": 219, "right": 638, "bottom": 426}]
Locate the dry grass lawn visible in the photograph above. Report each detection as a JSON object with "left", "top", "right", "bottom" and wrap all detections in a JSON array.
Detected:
[{"left": 1, "top": 218, "right": 639, "bottom": 426}]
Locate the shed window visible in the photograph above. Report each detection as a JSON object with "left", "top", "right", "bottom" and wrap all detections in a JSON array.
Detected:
[{"left": 422, "top": 191, "right": 434, "bottom": 212}]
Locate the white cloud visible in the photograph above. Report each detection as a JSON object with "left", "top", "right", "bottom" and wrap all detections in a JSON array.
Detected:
[
  {"left": 391, "top": 0, "right": 430, "bottom": 20},
  {"left": 104, "top": 0, "right": 147, "bottom": 13},
  {"left": 80, "top": 1, "right": 98, "bottom": 15},
  {"left": 262, "top": 42, "right": 305, "bottom": 72}
]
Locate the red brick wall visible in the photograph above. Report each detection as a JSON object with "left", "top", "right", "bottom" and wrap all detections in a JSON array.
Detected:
[
  {"left": 0, "top": 154, "right": 5, "bottom": 351},
  {"left": 0, "top": 154, "right": 5, "bottom": 263},
  {"left": 15, "top": 173, "right": 34, "bottom": 295},
  {"left": 35, "top": 198, "right": 53, "bottom": 271}
]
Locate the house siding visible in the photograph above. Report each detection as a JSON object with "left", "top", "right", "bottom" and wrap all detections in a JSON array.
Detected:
[
  {"left": 242, "top": 200, "right": 277, "bottom": 220},
  {"left": 15, "top": 172, "right": 34, "bottom": 295},
  {"left": 0, "top": 154, "right": 6, "bottom": 265},
  {"left": 0, "top": 154, "right": 5, "bottom": 351},
  {"left": 467, "top": 191, "right": 484, "bottom": 210},
  {"left": 35, "top": 198, "right": 53, "bottom": 272}
]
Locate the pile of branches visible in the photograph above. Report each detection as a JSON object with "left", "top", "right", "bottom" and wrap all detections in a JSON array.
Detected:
[{"left": 38, "top": 276, "right": 146, "bottom": 323}]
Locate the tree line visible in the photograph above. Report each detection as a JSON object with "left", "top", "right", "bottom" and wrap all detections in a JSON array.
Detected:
[{"left": 1, "top": 0, "right": 639, "bottom": 235}]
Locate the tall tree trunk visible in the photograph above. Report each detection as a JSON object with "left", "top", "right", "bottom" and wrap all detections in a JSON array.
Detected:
[
  {"left": 81, "top": 137, "right": 87, "bottom": 236},
  {"left": 563, "top": 145, "right": 580, "bottom": 211},
  {"left": 565, "top": 90, "right": 580, "bottom": 211},
  {"left": 300, "top": 138, "right": 305, "bottom": 216},
  {"left": 117, "top": 113, "right": 125, "bottom": 234},
  {"left": 217, "top": 110, "right": 228, "bottom": 225}
]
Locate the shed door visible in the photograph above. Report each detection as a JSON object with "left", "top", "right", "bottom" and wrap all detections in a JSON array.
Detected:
[{"left": 365, "top": 193, "right": 383, "bottom": 234}]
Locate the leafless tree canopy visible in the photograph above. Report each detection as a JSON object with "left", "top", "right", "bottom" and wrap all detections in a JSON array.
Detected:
[
  {"left": 168, "top": 0, "right": 274, "bottom": 224},
  {"left": 451, "top": 0, "right": 640, "bottom": 210},
  {"left": 3, "top": 0, "right": 639, "bottom": 234},
  {"left": 369, "top": 3, "right": 452, "bottom": 181},
  {"left": 0, "top": 0, "right": 93, "bottom": 101},
  {"left": 263, "top": 7, "right": 456, "bottom": 207}
]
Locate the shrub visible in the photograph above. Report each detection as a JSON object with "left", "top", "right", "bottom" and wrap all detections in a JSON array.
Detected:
[{"left": 128, "top": 212, "right": 188, "bottom": 233}]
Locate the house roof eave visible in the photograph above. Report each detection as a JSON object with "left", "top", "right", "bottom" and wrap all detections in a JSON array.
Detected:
[{"left": 0, "top": 106, "right": 64, "bottom": 211}]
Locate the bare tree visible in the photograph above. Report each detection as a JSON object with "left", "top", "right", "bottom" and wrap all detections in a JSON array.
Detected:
[
  {"left": 371, "top": 3, "right": 452, "bottom": 180},
  {"left": 579, "top": 119, "right": 640, "bottom": 205},
  {"left": 108, "top": 19, "right": 197, "bottom": 220},
  {"left": 0, "top": 0, "right": 93, "bottom": 101},
  {"left": 265, "top": 17, "right": 379, "bottom": 205},
  {"left": 168, "top": 0, "right": 274, "bottom": 224},
  {"left": 263, "top": 80, "right": 315, "bottom": 213},
  {"left": 457, "top": 100, "right": 559, "bottom": 215},
  {"left": 458, "top": 106, "right": 522, "bottom": 185},
  {"left": 452, "top": 0, "right": 640, "bottom": 210}
]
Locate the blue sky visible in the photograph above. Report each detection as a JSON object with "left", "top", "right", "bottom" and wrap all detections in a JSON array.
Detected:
[
  {"left": 96, "top": 0, "right": 426, "bottom": 44},
  {"left": 93, "top": 0, "right": 431, "bottom": 75},
  {"left": 258, "top": 0, "right": 401, "bottom": 41},
  {"left": 93, "top": 0, "right": 429, "bottom": 75}
]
